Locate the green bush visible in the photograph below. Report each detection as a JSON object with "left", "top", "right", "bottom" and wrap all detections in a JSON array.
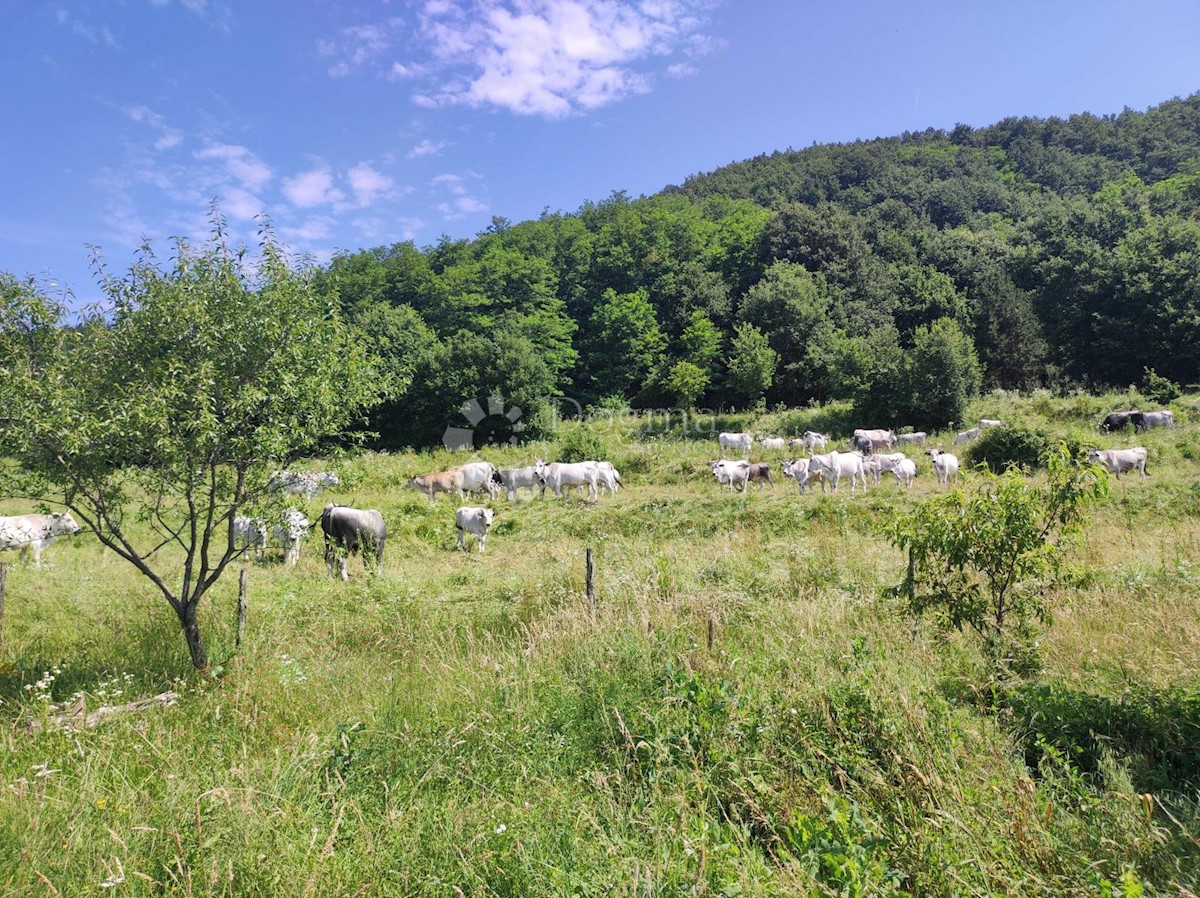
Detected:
[
  {"left": 556, "top": 426, "right": 607, "bottom": 463},
  {"left": 1141, "top": 367, "right": 1181, "bottom": 405},
  {"left": 966, "top": 425, "right": 1053, "bottom": 472}
]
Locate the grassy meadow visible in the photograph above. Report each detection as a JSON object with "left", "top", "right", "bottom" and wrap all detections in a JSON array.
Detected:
[{"left": 2, "top": 391, "right": 1199, "bottom": 896}]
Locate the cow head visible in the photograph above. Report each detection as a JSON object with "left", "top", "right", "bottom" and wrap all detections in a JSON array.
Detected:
[
  {"left": 482, "top": 508, "right": 495, "bottom": 526},
  {"left": 50, "top": 512, "right": 81, "bottom": 536}
]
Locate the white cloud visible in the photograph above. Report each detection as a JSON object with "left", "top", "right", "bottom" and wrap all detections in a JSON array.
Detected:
[
  {"left": 123, "top": 105, "right": 184, "bottom": 151},
  {"left": 195, "top": 144, "right": 273, "bottom": 191},
  {"left": 431, "top": 171, "right": 488, "bottom": 219},
  {"left": 406, "top": 138, "right": 450, "bottom": 159},
  {"left": 55, "top": 9, "right": 120, "bottom": 49},
  {"left": 666, "top": 62, "right": 697, "bottom": 78},
  {"left": 222, "top": 187, "right": 263, "bottom": 221},
  {"left": 318, "top": 22, "right": 398, "bottom": 77},
  {"left": 401, "top": 0, "right": 714, "bottom": 117},
  {"left": 347, "top": 162, "right": 396, "bottom": 207},
  {"left": 281, "top": 217, "right": 335, "bottom": 242},
  {"left": 283, "top": 169, "right": 344, "bottom": 208}
]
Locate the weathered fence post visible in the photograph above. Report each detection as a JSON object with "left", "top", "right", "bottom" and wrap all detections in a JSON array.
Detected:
[
  {"left": 707, "top": 612, "right": 716, "bottom": 651},
  {"left": 585, "top": 547, "right": 595, "bottom": 619},
  {"left": 0, "top": 562, "right": 7, "bottom": 648},
  {"left": 235, "top": 567, "right": 248, "bottom": 649}
]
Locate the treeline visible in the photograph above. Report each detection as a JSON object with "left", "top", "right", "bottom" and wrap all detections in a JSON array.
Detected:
[{"left": 318, "top": 93, "right": 1200, "bottom": 446}]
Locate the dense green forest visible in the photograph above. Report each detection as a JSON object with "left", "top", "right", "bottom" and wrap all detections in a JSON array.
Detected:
[{"left": 319, "top": 93, "right": 1200, "bottom": 446}]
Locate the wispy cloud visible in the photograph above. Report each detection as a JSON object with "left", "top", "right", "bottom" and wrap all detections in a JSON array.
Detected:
[
  {"left": 55, "top": 9, "right": 120, "bottom": 49},
  {"left": 346, "top": 162, "right": 396, "bottom": 206},
  {"left": 147, "top": 0, "right": 234, "bottom": 30},
  {"left": 431, "top": 171, "right": 488, "bottom": 219},
  {"left": 194, "top": 144, "right": 273, "bottom": 191},
  {"left": 666, "top": 62, "right": 698, "bottom": 78},
  {"left": 317, "top": 21, "right": 401, "bottom": 77},
  {"left": 406, "top": 138, "right": 451, "bottom": 159},
  {"left": 123, "top": 105, "right": 184, "bottom": 151}
]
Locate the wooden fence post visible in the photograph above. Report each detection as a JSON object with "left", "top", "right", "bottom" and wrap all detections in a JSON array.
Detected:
[
  {"left": 585, "top": 547, "right": 595, "bottom": 619},
  {"left": 0, "top": 562, "right": 7, "bottom": 648},
  {"left": 235, "top": 567, "right": 248, "bottom": 649}
]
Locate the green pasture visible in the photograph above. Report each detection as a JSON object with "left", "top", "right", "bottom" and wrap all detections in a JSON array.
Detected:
[{"left": 1, "top": 392, "right": 1198, "bottom": 896}]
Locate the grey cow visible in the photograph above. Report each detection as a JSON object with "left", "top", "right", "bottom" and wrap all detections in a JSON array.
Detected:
[{"left": 320, "top": 504, "right": 386, "bottom": 581}]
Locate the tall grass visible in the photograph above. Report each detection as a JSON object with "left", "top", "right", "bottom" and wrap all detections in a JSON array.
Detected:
[{"left": 1, "top": 391, "right": 1198, "bottom": 896}]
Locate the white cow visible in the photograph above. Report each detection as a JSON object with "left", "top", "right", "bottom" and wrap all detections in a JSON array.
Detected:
[
  {"left": 853, "top": 429, "right": 897, "bottom": 452},
  {"left": 596, "top": 461, "right": 622, "bottom": 496},
  {"left": 892, "top": 458, "right": 917, "bottom": 488},
  {"left": 535, "top": 459, "right": 600, "bottom": 499},
  {"left": 953, "top": 428, "right": 981, "bottom": 445},
  {"left": 862, "top": 452, "right": 908, "bottom": 486},
  {"left": 809, "top": 451, "right": 868, "bottom": 493},
  {"left": 718, "top": 432, "right": 754, "bottom": 457},
  {"left": 455, "top": 506, "right": 495, "bottom": 553},
  {"left": 802, "top": 431, "right": 829, "bottom": 452},
  {"left": 929, "top": 449, "right": 960, "bottom": 485},
  {"left": 270, "top": 471, "right": 340, "bottom": 500},
  {"left": 273, "top": 509, "right": 310, "bottom": 567},
  {"left": 710, "top": 459, "right": 751, "bottom": 493},
  {"left": 498, "top": 465, "right": 542, "bottom": 501},
  {"left": 759, "top": 436, "right": 787, "bottom": 451},
  {"left": 454, "top": 461, "right": 499, "bottom": 501},
  {"left": 895, "top": 432, "right": 927, "bottom": 446},
  {"left": 1088, "top": 447, "right": 1148, "bottom": 480},
  {"left": 233, "top": 515, "right": 268, "bottom": 560},
  {"left": 0, "top": 512, "right": 81, "bottom": 567},
  {"left": 782, "top": 458, "right": 814, "bottom": 494},
  {"left": 979, "top": 419, "right": 1003, "bottom": 429},
  {"left": 1138, "top": 411, "right": 1174, "bottom": 431}
]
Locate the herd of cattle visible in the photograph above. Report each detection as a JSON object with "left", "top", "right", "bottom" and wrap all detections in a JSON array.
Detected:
[{"left": 0, "top": 408, "right": 1180, "bottom": 578}]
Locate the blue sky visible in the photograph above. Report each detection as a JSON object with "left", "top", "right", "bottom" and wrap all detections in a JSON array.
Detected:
[{"left": 3, "top": 0, "right": 1200, "bottom": 302}]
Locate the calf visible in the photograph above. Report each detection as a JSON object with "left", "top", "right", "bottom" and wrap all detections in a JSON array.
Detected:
[
  {"left": 456, "top": 506, "right": 495, "bottom": 552},
  {"left": 232, "top": 515, "right": 268, "bottom": 560},
  {"left": 802, "top": 431, "right": 829, "bottom": 452},
  {"left": 892, "top": 458, "right": 917, "bottom": 488},
  {"left": 498, "top": 465, "right": 542, "bottom": 501},
  {"left": 782, "top": 458, "right": 813, "bottom": 494},
  {"left": 928, "top": 449, "right": 960, "bottom": 485},
  {"left": 320, "top": 504, "right": 386, "bottom": 581},
  {"left": 862, "top": 452, "right": 908, "bottom": 487},
  {"left": 273, "top": 509, "right": 310, "bottom": 567},
  {"left": 405, "top": 469, "right": 464, "bottom": 503},
  {"left": 1087, "top": 447, "right": 1148, "bottom": 480}
]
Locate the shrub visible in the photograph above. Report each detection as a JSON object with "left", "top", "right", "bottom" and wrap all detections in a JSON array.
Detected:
[
  {"left": 967, "top": 425, "right": 1054, "bottom": 472},
  {"left": 556, "top": 426, "right": 607, "bottom": 463},
  {"left": 1141, "top": 367, "right": 1181, "bottom": 404}
]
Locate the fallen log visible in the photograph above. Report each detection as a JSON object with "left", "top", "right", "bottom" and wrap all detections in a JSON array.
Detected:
[{"left": 21, "top": 690, "right": 179, "bottom": 734}]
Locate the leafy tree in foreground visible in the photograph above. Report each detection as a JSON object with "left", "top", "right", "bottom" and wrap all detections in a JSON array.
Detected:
[
  {"left": 0, "top": 223, "right": 384, "bottom": 670},
  {"left": 887, "top": 447, "right": 1107, "bottom": 674}
]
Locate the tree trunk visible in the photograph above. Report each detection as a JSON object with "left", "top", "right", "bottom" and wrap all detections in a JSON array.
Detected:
[{"left": 177, "top": 600, "right": 209, "bottom": 671}]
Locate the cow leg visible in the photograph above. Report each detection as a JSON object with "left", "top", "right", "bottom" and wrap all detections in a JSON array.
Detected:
[
  {"left": 339, "top": 556, "right": 349, "bottom": 582},
  {"left": 457, "top": 527, "right": 465, "bottom": 551},
  {"left": 478, "top": 532, "right": 486, "bottom": 553}
]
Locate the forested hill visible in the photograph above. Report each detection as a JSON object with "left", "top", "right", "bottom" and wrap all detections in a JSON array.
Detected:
[{"left": 319, "top": 93, "right": 1200, "bottom": 447}]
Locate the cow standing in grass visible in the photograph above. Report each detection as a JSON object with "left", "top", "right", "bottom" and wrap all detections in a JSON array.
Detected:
[{"left": 320, "top": 504, "right": 386, "bottom": 581}]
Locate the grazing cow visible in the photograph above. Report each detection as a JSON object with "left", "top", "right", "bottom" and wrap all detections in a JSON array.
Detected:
[
  {"left": 809, "top": 451, "right": 868, "bottom": 493},
  {"left": 1100, "top": 411, "right": 1139, "bottom": 433},
  {"left": 320, "top": 504, "right": 386, "bottom": 581},
  {"left": 455, "top": 506, "right": 495, "bottom": 553},
  {"left": 953, "top": 428, "right": 982, "bottom": 445},
  {"left": 802, "top": 431, "right": 829, "bottom": 453},
  {"left": 746, "top": 462, "right": 774, "bottom": 489},
  {"left": 232, "top": 515, "right": 268, "bottom": 560},
  {"left": 596, "top": 461, "right": 622, "bottom": 496},
  {"left": 535, "top": 459, "right": 600, "bottom": 499},
  {"left": 718, "top": 432, "right": 754, "bottom": 457},
  {"left": 759, "top": 436, "right": 787, "bottom": 451},
  {"left": 892, "top": 458, "right": 917, "bottom": 488},
  {"left": 782, "top": 458, "right": 813, "bottom": 494},
  {"left": 0, "top": 512, "right": 81, "bottom": 567},
  {"left": 270, "top": 471, "right": 340, "bottom": 500},
  {"left": 979, "top": 419, "right": 1003, "bottom": 429},
  {"left": 711, "top": 459, "right": 751, "bottom": 493},
  {"left": 1088, "top": 447, "right": 1148, "bottom": 480},
  {"left": 928, "top": 449, "right": 960, "bottom": 485},
  {"left": 853, "top": 429, "right": 897, "bottom": 452},
  {"left": 1138, "top": 410, "right": 1175, "bottom": 431},
  {"left": 405, "top": 469, "right": 464, "bottom": 503},
  {"left": 895, "top": 431, "right": 927, "bottom": 446},
  {"left": 851, "top": 434, "right": 874, "bottom": 454},
  {"left": 454, "top": 461, "right": 499, "bottom": 500},
  {"left": 273, "top": 509, "right": 310, "bottom": 567},
  {"left": 863, "top": 452, "right": 908, "bottom": 486},
  {"left": 498, "top": 465, "right": 542, "bottom": 501}
]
